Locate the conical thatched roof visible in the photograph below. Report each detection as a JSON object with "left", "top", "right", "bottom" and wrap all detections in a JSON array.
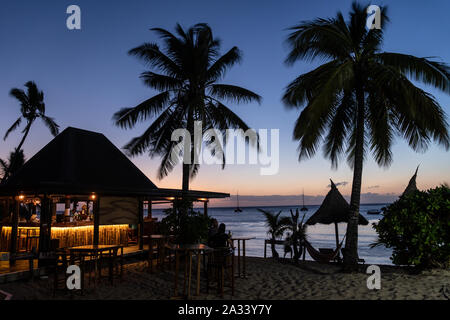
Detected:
[
  {"left": 401, "top": 166, "right": 419, "bottom": 197},
  {"left": 306, "top": 180, "right": 368, "bottom": 225},
  {"left": 0, "top": 127, "right": 158, "bottom": 195}
]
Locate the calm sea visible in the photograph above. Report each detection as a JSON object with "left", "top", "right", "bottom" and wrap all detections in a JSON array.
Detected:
[{"left": 150, "top": 203, "right": 393, "bottom": 265}]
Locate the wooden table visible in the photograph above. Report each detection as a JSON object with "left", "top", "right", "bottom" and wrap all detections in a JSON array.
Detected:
[
  {"left": 231, "top": 237, "right": 255, "bottom": 278},
  {"left": 144, "top": 234, "right": 172, "bottom": 273},
  {"left": 68, "top": 244, "right": 123, "bottom": 286},
  {"left": 166, "top": 243, "right": 212, "bottom": 299}
]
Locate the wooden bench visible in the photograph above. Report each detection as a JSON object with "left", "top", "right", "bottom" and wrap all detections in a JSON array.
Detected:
[{"left": 263, "top": 239, "right": 285, "bottom": 258}]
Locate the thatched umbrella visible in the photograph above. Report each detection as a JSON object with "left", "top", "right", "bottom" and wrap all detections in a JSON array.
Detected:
[
  {"left": 402, "top": 166, "right": 419, "bottom": 197},
  {"left": 306, "top": 180, "right": 369, "bottom": 251}
]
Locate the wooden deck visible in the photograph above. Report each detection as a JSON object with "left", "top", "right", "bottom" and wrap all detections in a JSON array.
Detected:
[{"left": 0, "top": 245, "right": 146, "bottom": 283}]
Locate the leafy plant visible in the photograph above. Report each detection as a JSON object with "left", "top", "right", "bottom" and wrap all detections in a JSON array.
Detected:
[
  {"left": 280, "top": 209, "right": 308, "bottom": 261},
  {"left": 0, "top": 149, "right": 25, "bottom": 183},
  {"left": 159, "top": 199, "right": 210, "bottom": 244},
  {"left": 258, "top": 209, "right": 286, "bottom": 259},
  {"left": 372, "top": 186, "right": 450, "bottom": 269}
]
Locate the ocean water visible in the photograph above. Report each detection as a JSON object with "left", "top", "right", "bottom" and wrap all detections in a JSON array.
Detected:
[{"left": 150, "top": 204, "right": 393, "bottom": 265}]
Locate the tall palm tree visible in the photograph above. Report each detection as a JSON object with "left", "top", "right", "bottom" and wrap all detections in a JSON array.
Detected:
[
  {"left": 0, "top": 149, "right": 25, "bottom": 183},
  {"left": 113, "top": 23, "right": 261, "bottom": 191},
  {"left": 258, "top": 209, "right": 286, "bottom": 258},
  {"left": 283, "top": 3, "right": 450, "bottom": 270},
  {"left": 4, "top": 81, "right": 59, "bottom": 152}
]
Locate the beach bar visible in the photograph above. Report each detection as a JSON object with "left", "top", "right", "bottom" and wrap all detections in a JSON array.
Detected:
[{"left": 0, "top": 127, "right": 228, "bottom": 270}]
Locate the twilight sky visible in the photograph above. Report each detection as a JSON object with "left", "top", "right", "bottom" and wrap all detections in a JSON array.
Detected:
[{"left": 1, "top": 0, "right": 449, "bottom": 206}]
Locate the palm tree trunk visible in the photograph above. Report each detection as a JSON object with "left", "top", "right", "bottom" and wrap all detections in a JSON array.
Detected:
[
  {"left": 182, "top": 163, "right": 190, "bottom": 191},
  {"left": 16, "top": 122, "right": 31, "bottom": 152},
  {"left": 182, "top": 110, "right": 194, "bottom": 191},
  {"left": 270, "top": 236, "right": 279, "bottom": 259},
  {"left": 343, "top": 88, "right": 365, "bottom": 271}
]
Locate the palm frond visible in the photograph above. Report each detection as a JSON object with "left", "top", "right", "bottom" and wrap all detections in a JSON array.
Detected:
[
  {"left": 209, "top": 84, "right": 261, "bottom": 104},
  {"left": 128, "top": 43, "right": 182, "bottom": 78},
  {"left": 285, "top": 16, "right": 352, "bottom": 65},
  {"left": 140, "top": 72, "right": 183, "bottom": 91},
  {"left": 207, "top": 46, "right": 242, "bottom": 81},
  {"left": 113, "top": 91, "right": 171, "bottom": 129},
  {"left": 9, "top": 88, "right": 28, "bottom": 107},
  {"left": 3, "top": 118, "right": 22, "bottom": 140},
  {"left": 40, "top": 115, "right": 59, "bottom": 136},
  {"left": 376, "top": 53, "right": 450, "bottom": 94}
]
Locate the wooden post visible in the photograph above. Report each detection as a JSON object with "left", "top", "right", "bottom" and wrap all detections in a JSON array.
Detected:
[
  {"left": 138, "top": 198, "right": 144, "bottom": 250},
  {"left": 38, "top": 195, "right": 52, "bottom": 266},
  {"left": 203, "top": 200, "right": 208, "bottom": 217},
  {"left": 51, "top": 201, "right": 57, "bottom": 224},
  {"left": 10, "top": 200, "right": 19, "bottom": 261},
  {"left": 148, "top": 201, "right": 152, "bottom": 219},
  {"left": 93, "top": 197, "right": 100, "bottom": 245},
  {"left": 334, "top": 222, "right": 340, "bottom": 259}
]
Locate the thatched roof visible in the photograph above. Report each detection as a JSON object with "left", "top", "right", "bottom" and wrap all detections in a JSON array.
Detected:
[
  {"left": 401, "top": 166, "right": 419, "bottom": 197},
  {"left": 306, "top": 180, "right": 369, "bottom": 225},
  {"left": 0, "top": 127, "right": 158, "bottom": 195},
  {"left": 0, "top": 127, "right": 230, "bottom": 199}
]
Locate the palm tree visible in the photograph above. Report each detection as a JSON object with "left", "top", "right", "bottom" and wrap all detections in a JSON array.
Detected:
[
  {"left": 0, "top": 149, "right": 25, "bottom": 183},
  {"left": 280, "top": 209, "right": 308, "bottom": 261},
  {"left": 113, "top": 23, "right": 261, "bottom": 191},
  {"left": 3, "top": 81, "right": 59, "bottom": 182},
  {"left": 258, "top": 209, "right": 286, "bottom": 258},
  {"left": 283, "top": 3, "right": 450, "bottom": 270},
  {"left": 5, "top": 81, "right": 59, "bottom": 152}
]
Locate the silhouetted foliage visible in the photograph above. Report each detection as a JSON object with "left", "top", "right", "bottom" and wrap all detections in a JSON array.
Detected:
[
  {"left": 283, "top": 2, "right": 450, "bottom": 269},
  {"left": 373, "top": 186, "right": 450, "bottom": 269},
  {"left": 0, "top": 149, "right": 25, "bottom": 183},
  {"left": 159, "top": 199, "right": 210, "bottom": 244},
  {"left": 113, "top": 23, "right": 261, "bottom": 190}
]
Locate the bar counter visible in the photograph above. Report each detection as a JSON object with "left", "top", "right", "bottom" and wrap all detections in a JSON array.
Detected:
[{"left": 0, "top": 223, "right": 129, "bottom": 250}]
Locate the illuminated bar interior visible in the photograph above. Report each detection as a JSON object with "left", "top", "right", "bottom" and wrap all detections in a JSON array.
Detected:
[
  {"left": 0, "top": 195, "right": 134, "bottom": 252},
  {"left": 0, "top": 127, "right": 228, "bottom": 270}
]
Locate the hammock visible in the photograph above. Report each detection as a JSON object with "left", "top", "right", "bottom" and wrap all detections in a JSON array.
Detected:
[{"left": 304, "top": 236, "right": 346, "bottom": 263}]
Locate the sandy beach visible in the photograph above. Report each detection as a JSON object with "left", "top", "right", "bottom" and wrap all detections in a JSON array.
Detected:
[{"left": 0, "top": 257, "right": 448, "bottom": 300}]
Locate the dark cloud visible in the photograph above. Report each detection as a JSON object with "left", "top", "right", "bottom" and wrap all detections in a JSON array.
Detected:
[
  {"left": 207, "top": 192, "right": 399, "bottom": 207},
  {"left": 327, "top": 181, "right": 348, "bottom": 188}
]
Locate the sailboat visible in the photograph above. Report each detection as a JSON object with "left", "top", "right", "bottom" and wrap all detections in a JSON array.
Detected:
[
  {"left": 234, "top": 192, "right": 242, "bottom": 212},
  {"left": 300, "top": 189, "right": 308, "bottom": 212}
]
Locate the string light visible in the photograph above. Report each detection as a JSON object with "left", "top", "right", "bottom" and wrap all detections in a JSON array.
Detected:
[{"left": 0, "top": 225, "right": 129, "bottom": 251}]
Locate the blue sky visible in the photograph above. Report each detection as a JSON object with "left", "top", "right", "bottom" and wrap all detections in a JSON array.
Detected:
[{"left": 1, "top": 0, "right": 449, "bottom": 206}]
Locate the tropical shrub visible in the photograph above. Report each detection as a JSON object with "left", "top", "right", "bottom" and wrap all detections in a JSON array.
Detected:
[
  {"left": 373, "top": 186, "right": 450, "bottom": 269},
  {"left": 280, "top": 209, "right": 308, "bottom": 261},
  {"left": 258, "top": 209, "right": 286, "bottom": 259},
  {"left": 159, "top": 199, "right": 210, "bottom": 244}
]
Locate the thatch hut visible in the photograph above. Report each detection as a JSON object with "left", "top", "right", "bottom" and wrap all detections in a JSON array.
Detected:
[
  {"left": 306, "top": 180, "right": 368, "bottom": 250},
  {"left": 401, "top": 166, "right": 419, "bottom": 197},
  {"left": 0, "top": 127, "right": 228, "bottom": 265}
]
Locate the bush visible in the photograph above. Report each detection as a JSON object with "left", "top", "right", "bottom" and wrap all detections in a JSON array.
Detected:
[
  {"left": 159, "top": 199, "right": 210, "bottom": 244},
  {"left": 373, "top": 186, "right": 450, "bottom": 269}
]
